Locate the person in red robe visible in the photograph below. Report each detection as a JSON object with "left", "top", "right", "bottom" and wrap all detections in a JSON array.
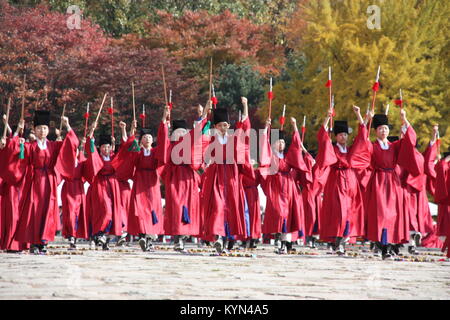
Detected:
[
  {"left": 315, "top": 106, "right": 369, "bottom": 255},
  {"left": 364, "top": 109, "right": 421, "bottom": 260},
  {"left": 295, "top": 151, "right": 323, "bottom": 249},
  {"left": 258, "top": 117, "right": 309, "bottom": 254},
  {"left": 421, "top": 126, "right": 445, "bottom": 252},
  {"left": 111, "top": 115, "right": 166, "bottom": 252},
  {"left": 11, "top": 112, "right": 77, "bottom": 254},
  {"left": 55, "top": 136, "right": 90, "bottom": 249},
  {"left": 434, "top": 148, "right": 450, "bottom": 259},
  {"left": 233, "top": 98, "right": 261, "bottom": 249},
  {"left": 156, "top": 104, "right": 206, "bottom": 252},
  {"left": 399, "top": 144, "right": 434, "bottom": 255},
  {"left": 113, "top": 133, "right": 132, "bottom": 247},
  {"left": 0, "top": 121, "right": 29, "bottom": 252},
  {"left": 200, "top": 100, "right": 250, "bottom": 254},
  {"left": 84, "top": 122, "right": 125, "bottom": 251}
]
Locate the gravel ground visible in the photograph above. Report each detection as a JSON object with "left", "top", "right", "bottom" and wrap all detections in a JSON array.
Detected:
[{"left": 0, "top": 237, "right": 449, "bottom": 300}]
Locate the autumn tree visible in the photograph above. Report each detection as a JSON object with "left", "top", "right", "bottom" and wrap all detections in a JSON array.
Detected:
[
  {"left": 135, "top": 9, "right": 285, "bottom": 93},
  {"left": 263, "top": 0, "right": 450, "bottom": 150},
  {"left": 0, "top": 1, "right": 198, "bottom": 138}
]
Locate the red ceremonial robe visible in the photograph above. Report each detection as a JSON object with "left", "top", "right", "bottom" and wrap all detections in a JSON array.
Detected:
[
  {"left": 14, "top": 130, "right": 77, "bottom": 245},
  {"left": 259, "top": 129, "right": 309, "bottom": 235},
  {"left": 423, "top": 142, "right": 437, "bottom": 196},
  {"left": 316, "top": 125, "right": 369, "bottom": 241},
  {"left": 200, "top": 119, "right": 248, "bottom": 239},
  {"left": 434, "top": 159, "right": 450, "bottom": 258},
  {"left": 0, "top": 136, "right": 28, "bottom": 251},
  {"left": 296, "top": 154, "right": 323, "bottom": 237},
  {"left": 234, "top": 117, "right": 261, "bottom": 241},
  {"left": 112, "top": 131, "right": 164, "bottom": 236},
  {"left": 85, "top": 143, "right": 124, "bottom": 237},
  {"left": 365, "top": 126, "right": 421, "bottom": 245},
  {"left": 399, "top": 149, "right": 433, "bottom": 236},
  {"left": 156, "top": 121, "right": 203, "bottom": 237},
  {"left": 56, "top": 133, "right": 90, "bottom": 240}
]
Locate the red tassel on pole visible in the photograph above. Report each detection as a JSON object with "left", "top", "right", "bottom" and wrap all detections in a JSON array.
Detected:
[
  {"left": 83, "top": 103, "right": 90, "bottom": 138},
  {"left": 268, "top": 77, "right": 273, "bottom": 118},
  {"left": 367, "top": 66, "right": 381, "bottom": 138}
]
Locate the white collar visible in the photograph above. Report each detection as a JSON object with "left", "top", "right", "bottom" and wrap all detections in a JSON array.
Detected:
[
  {"left": 216, "top": 133, "right": 228, "bottom": 145},
  {"left": 102, "top": 155, "right": 111, "bottom": 161},
  {"left": 275, "top": 151, "right": 284, "bottom": 159},
  {"left": 37, "top": 139, "right": 47, "bottom": 150},
  {"left": 377, "top": 139, "right": 390, "bottom": 150},
  {"left": 337, "top": 143, "right": 347, "bottom": 153},
  {"left": 143, "top": 148, "right": 151, "bottom": 156}
]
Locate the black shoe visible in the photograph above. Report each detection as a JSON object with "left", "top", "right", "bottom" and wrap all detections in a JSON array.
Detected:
[
  {"left": 227, "top": 240, "right": 235, "bottom": 251},
  {"left": 68, "top": 237, "right": 77, "bottom": 250},
  {"left": 116, "top": 232, "right": 128, "bottom": 247},
  {"left": 249, "top": 239, "right": 258, "bottom": 249},
  {"left": 391, "top": 244, "right": 401, "bottom": 256},
  {"left": 382, "top": 245, "right": 392, "bottom": 260},
  {"left": 39, "top": 244, "right": 48, "bottom": 254},
  {"left": 30, "top": 245, "right": 40, "bottom": 255},
  {"left": 408, "top": 246, "right": 419, "bottom": 255},
  {"left": 139, "top": 238, "right": 147, "bottom": 252},
  {"left": 414, "top": 233, "right": 422, "bottom": 247}
]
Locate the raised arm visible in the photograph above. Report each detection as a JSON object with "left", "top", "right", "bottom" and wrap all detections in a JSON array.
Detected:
[
  {"left": 353, "top": 105, "right": 365, "bottom": 125},
  {"left": 241, "top": 97, "right": 248, "bottom": 122},
  {"left": 119, "top": 121, "right": 128, "bottom": 142}
]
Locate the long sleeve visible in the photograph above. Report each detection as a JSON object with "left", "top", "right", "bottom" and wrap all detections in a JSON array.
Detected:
[
  {"left": 397, "top": 125, "right": 423, "bottom": 176},
  {"left": 285, "top": 130, "right": 308, "bottom": 172},
  {"left": 0, "top": 136, "right": 28, "bottom": 185},
  {"left": 55, "top": 130, "right": 79, "bottom": 179},
  {"left": 434, "top": 160, "right": 449, "bottom": 204},
  {"left": 111, "top": 135, "right": 138, "bottom": 180},
  {"left": 83, "top": 138, "right": 104, "bottom": 184},
  {"left": 316, "top": 126, "right": 337, "bottom": 169},
  {"left": 423, "top": 142, "right": 437, "bottom": 179},
  {"left": 154, "top": 121, "right": 170, "bottom": 164},
  {"left": 259, "top": 127, "right": 272, "bottom": 168},
  {"left": 349, "top": 124, "right": 371, "bottom": 170}
]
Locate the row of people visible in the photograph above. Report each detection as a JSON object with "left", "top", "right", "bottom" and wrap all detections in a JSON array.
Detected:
[{"left": 0, "top": 97, "right": 449, "bottom": 260}]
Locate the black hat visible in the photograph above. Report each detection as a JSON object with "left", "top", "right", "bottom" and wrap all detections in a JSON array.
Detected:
[
  {"left": 33, "top": 110, "right": 51, "bottom": 127},
  {"left": 444, "top": 148, "right": 450, "bottom": 158},
  {"left": 387, "top": 136, "right": 399, "bottom": 143},
  {"left": 98, "top": 134, "right": 112, "bottom": 146},
  {"left": 213, "top": 108, "right": 229, "bottom": 125},
  {"left": 172, "top": 119, "right": 187, "bottom": 131},
  {"left": 139, "top": 128, "right": 152, "bottom": 137},
  {"left": 273, "top": 130, "right": 285, "bottom": 141},
  {"left": 333, "top": 120, "right": 349, "bottom": 135},
  {"left": 139, "top": 128, "right": 153, "bottom": 142},
  {"left": 372, "top": 114, "right": 389, "bottom": 129}
]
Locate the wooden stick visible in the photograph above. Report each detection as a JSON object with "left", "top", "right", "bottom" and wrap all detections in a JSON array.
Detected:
[
  {"left": 2, "top": 97, "right": 11, "bottom": 139},
  {"left": 111, "top": 97, "right": 114, "bottom": 137},
  {"left": 20, "top": 74, "right": 26, "bottom": 120},
  {"left": 132, "top": 81, "right": 136, "bottom": 122},
  {"left": 94, "top": 93, "right": 109, "bottom": 123},
  {"left": 209, "top": 57, "right": 213, "bottom": 102},
  {"left": 161, "top": 65, "right": 168, "bottom": 106},
  {"left": 59, "top": 103, "right": 66, "bottom": 131},
  {"left": 83, "top": 103, "right": 90, "bottom": 138}
]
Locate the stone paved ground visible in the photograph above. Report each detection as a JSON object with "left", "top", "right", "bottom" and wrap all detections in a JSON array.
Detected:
[{"left": 0, "top": 237, "right": 449, "bottom": 300}]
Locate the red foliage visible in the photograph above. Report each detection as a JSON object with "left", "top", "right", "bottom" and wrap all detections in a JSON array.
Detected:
[
  {"left": 0, "top": 1, "right": 199, "bottom": 135},
  {"left": 137, "top": 10, "right": 284, "bottom": 76}
]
